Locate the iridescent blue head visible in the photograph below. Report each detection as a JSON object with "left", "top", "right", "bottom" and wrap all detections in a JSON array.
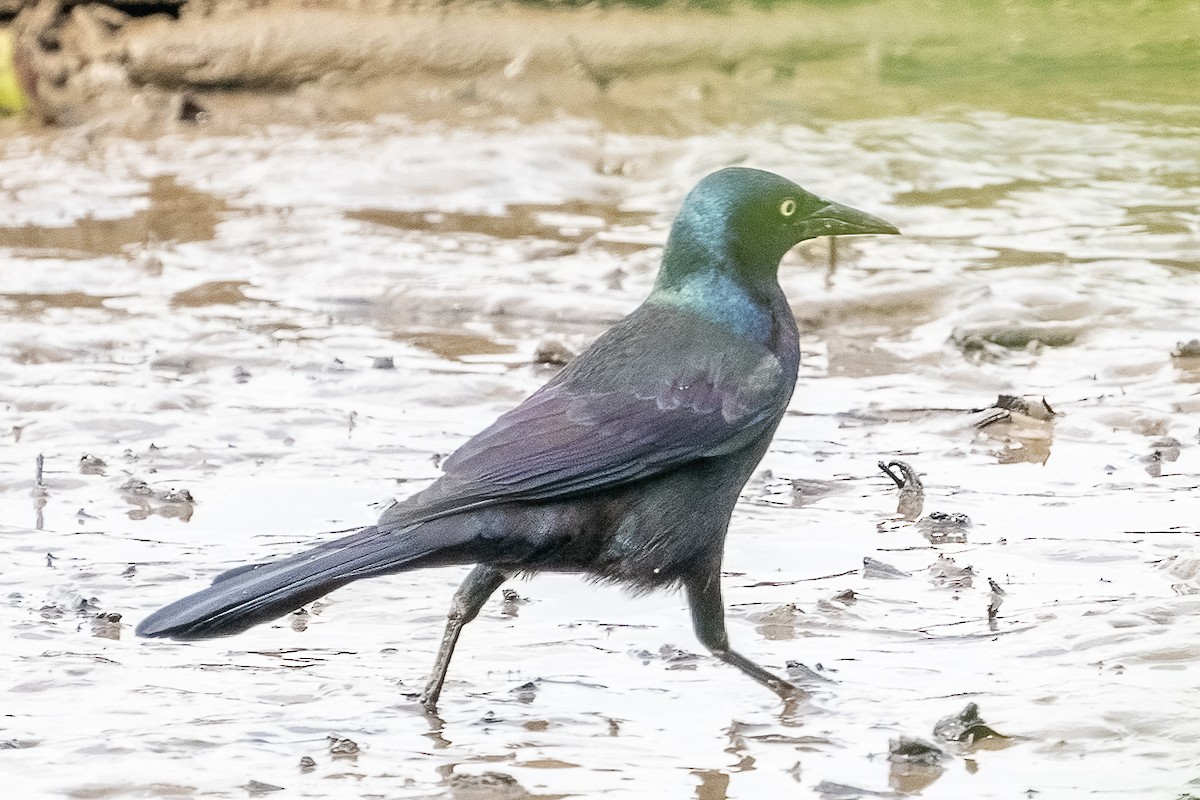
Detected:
[{"left": 654, "top": 167, "right": 898, "bottom": 298}]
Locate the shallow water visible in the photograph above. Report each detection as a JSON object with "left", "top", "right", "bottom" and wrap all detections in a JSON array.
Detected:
[{"left": 2, "top": 6, "right": 1200, "bottom": 798}]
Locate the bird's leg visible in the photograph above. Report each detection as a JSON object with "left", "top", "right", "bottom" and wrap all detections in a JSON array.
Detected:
[
  {"left": 685, "top": 572, "right": 798, "bottom": 699},
  {"left": 419, "top": 564, "right": 509, "bottom": 712}
]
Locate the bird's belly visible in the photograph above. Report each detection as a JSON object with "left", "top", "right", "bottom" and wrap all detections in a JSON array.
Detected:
[{"left": 497, "top": 458, "right": 753, "bottom": 590}]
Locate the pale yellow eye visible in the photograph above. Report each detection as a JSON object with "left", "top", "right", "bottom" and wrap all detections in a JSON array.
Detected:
[{"left": 779, "top": 198, "right": 797, "bottom": 217}]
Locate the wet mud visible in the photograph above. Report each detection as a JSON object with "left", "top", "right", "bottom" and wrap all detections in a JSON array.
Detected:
[{"left": 2, "top": 2, "right": 1200, "bottom": 798}]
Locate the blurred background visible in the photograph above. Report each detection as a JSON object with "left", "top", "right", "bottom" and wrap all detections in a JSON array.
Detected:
[{"left": 1, "top": 1, "right": 1198, "bottom": 798}]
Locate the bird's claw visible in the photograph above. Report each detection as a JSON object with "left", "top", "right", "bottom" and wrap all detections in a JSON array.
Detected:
[{"left": 771, "top": 677, "right": 803, "bottom": 700}]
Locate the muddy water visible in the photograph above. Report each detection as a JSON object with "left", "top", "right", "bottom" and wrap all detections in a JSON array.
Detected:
[{"left": 2, "top": 11, "right": 1200, "bottom": 800}]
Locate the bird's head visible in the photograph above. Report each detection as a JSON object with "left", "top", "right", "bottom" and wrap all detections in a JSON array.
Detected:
[{"left": 658, "top": 167, "right": 898, "bottom": 294}]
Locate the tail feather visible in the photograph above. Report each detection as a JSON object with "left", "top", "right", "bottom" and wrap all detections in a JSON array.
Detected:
[
  {"left": 210, "top": 562, "right": 267, "bottom": 584},
  {"left": 136, "top": 523, "right": 452, "bottom": 641}
]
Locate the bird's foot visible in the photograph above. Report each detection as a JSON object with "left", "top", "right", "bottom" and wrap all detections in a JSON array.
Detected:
[
  {"left": 778, "top": 692, "right": 810, "bottom": 720},
  {"left": 418, "top": 691, "right": 439, "bottom": 714}
]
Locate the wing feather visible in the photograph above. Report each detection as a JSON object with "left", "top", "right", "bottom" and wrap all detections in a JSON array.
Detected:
[
  {"left": 379, "top": 360, "right": 785, "bottom": 528},
  {"left": 374, "top": 304, "right": 796, "bottom": 530}
]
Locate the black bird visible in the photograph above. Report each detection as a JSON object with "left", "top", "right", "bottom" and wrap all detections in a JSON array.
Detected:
[{"left": 137, "top": 167, "right": 898, "bottom": 708}]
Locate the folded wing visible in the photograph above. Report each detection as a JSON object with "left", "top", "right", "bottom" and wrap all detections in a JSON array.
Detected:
[{"left": 384, "top": 348, "right": 788, "bottom": 528}]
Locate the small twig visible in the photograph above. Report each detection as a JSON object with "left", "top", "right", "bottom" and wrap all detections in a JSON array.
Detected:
[
  {"left": 744, "top": 569, "right": 857, "bottom": 588},
  {"left": 34, "top": 453, "right": 47, "bottom": 531}
]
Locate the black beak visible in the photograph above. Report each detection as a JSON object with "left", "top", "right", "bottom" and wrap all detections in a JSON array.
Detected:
[{"left": 799, "top": 199, "right": 900, "bottom": 239}]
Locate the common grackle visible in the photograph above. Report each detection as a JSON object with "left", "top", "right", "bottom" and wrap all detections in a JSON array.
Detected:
[{"left": 137, "top": 167, "right": 898, "bottom": 709}]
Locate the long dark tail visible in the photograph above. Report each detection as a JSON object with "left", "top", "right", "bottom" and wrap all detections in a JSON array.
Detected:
[{"left": 136, "top": 521, "right": 473, "bottom": 641}]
